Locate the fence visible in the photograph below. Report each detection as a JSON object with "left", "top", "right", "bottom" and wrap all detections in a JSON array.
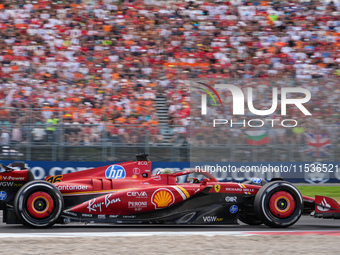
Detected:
[
  {"left": 0, "top": 108, "right": 338, "bottom": 162},
  {"left": 0, "top": 109, "right": 190, "bottom": 161}
]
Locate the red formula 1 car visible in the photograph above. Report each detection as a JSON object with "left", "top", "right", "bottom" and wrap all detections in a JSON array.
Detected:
[{"left": 0, "top": 154, "right": 339, "bottom": 228}]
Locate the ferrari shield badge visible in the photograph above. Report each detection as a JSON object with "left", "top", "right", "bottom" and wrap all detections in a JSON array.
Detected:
[{"left": 214, "top": 184, "right": 221, "bottom": 193}]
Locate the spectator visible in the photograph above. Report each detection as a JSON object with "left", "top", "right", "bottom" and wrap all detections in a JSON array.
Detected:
[
  {"left": 11, "top": 122, "right": 22, "bottom": 143},
  {"left": 0, "top": 128, "right": 10, "bottom": 146},
  {"left": 46, "top": 113, "right": 59, "bottom": 143},
  {"left": 89, "top": 124, "right": 102, "bottom": 144},
  {"left": 31, "top": 123, "right": 46, "bottom": 143},
  {"left": 0, "top": 0, "right": 338, "bottom": 148},
  {"left": 171, "top": 119, "right": 187, "bottom": 146},
  {"left": 66, "top": 121, "right": 83, "bottom": 145}
]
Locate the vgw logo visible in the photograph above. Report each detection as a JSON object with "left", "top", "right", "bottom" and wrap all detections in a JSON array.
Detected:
[{"left": 197, "top": 82, "right": 312, "bottom": 128}]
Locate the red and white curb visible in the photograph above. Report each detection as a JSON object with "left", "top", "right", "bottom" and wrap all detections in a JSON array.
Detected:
[{"left": 0, "top": 230, "right": 339, "bottom": 238}]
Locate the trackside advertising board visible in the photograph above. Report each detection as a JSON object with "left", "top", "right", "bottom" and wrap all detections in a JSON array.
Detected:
[{"left": 1, "top": 161, "right": 339, "bottom": 184}]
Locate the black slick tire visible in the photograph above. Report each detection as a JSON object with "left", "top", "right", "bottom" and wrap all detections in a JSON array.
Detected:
[{"left": 14, "top": 180, "right": 63, "bottom": 228}]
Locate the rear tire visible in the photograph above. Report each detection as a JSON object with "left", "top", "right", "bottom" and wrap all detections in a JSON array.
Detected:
[
  {"left": 254, "top": 181, "right": 303, "bottom": 228},
  {"left": 14, "top": 180, "right": 63, "bottom": 228}
]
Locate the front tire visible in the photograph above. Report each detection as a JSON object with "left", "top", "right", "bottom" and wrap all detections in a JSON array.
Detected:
[
  {"left": 14, "top": 180, "right": 63, "bottom": 228},
  {"left": 254, "top": 181, "right": 303, "bottom": 228}
]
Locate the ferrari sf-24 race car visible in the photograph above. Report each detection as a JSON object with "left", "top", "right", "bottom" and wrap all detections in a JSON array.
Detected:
[{"left": 0, "top": 154, "right": 339, "bottom": 228}]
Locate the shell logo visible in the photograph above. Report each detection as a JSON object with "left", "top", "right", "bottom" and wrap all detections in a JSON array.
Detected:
[{"left": 151, "top": 188, "right": 175, "bottom": 209}]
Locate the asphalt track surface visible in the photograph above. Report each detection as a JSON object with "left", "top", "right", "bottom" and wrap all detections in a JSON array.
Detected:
[{"left": 0, "top": 214, "right": 339, "bottom": 234}]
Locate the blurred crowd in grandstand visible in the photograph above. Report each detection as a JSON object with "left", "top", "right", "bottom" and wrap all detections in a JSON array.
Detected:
[{"left": 0, "top": 0, "right": 339, "bottom": 149}]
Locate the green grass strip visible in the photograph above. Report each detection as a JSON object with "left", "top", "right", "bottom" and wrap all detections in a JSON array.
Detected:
[{"left": 298, "top": 186, "right": 340, "bottom": 202}]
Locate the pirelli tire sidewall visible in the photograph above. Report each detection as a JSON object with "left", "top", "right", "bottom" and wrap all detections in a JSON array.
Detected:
[
  {"left": 14, "top": 180, "right": 64, "bottom": 228},
  {"left": 254, "top": 181, "right": 303, "bottom": 228}
]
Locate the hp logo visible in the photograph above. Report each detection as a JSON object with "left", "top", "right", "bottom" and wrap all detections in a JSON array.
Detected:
[{"left": 105, "top": 165, "right": 126, "bottom": 179}]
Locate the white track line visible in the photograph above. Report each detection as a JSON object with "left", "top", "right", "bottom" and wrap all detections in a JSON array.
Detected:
[
  {"left": 0, "top": 231, "right": 253, "bottom": 238},
  {"left": 0, "top": 230, "right": 339, "bottom": 238}
]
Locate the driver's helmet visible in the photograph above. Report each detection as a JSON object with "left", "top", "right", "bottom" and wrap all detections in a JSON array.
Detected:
[
  {"left": 9, "top": 162, "right": 26, "bottom": 170},
  {"left": 156, "top": 168, "right": 175, "bottom": 175}
]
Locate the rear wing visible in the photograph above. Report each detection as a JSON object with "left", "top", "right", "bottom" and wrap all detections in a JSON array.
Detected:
[
  {"left": 0, "top": 164, "right": 14, "bottom": 172},
  {"left": 0, "top": 162, "right": 27, "bottom": 172}
]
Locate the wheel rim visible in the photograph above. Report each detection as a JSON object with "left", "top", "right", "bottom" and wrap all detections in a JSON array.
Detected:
[
  {"left": 27, "top": 192, "right": 54, "bottom": 219},
  {"left": 269, "top": 191, "right": 295, "bottom": 218}
]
